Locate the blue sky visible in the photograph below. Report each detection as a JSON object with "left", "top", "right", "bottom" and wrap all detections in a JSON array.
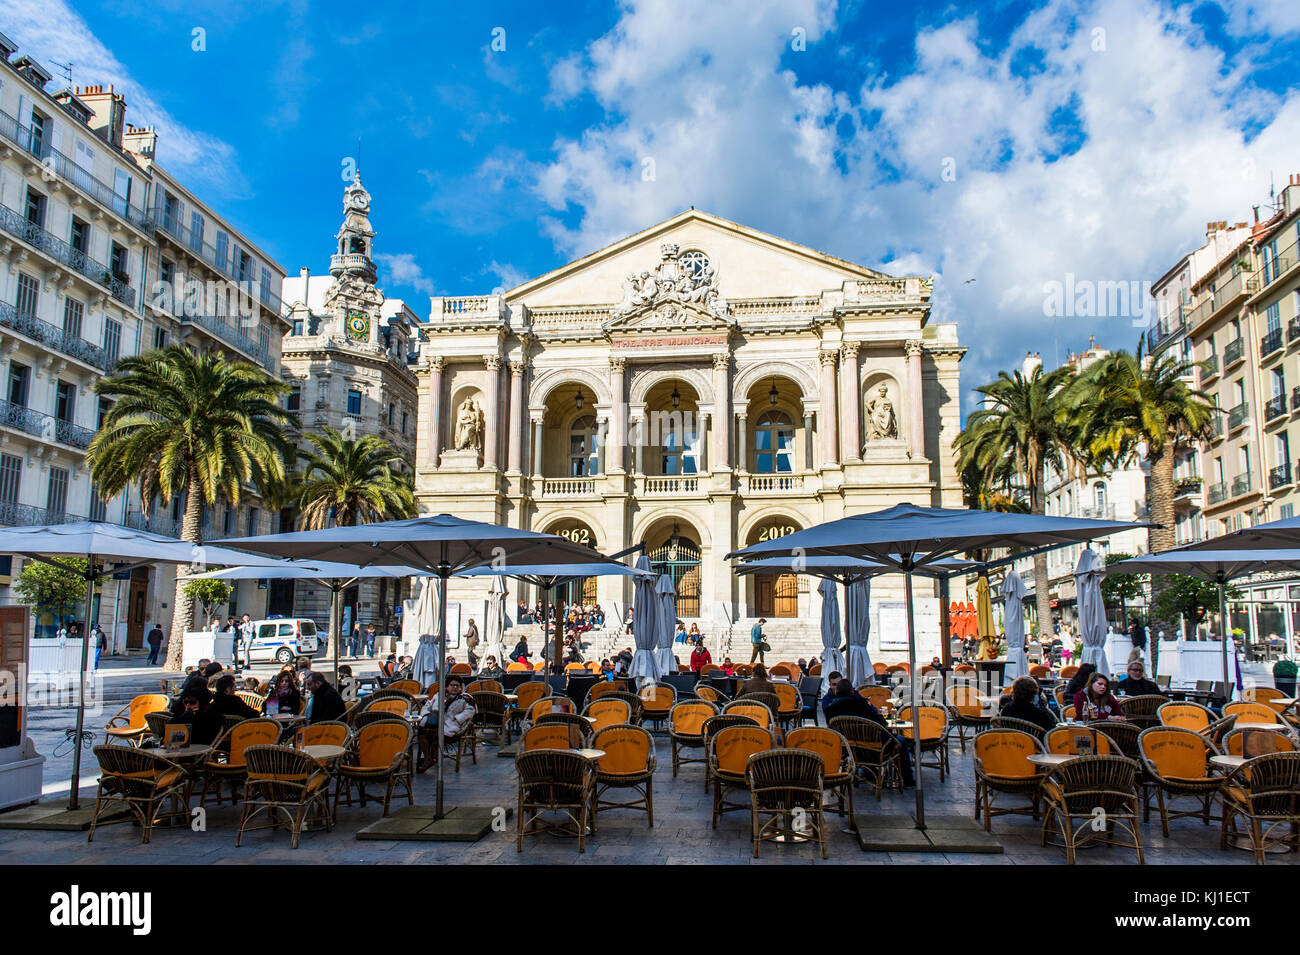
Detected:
[{"left": 7, "top": 0, "right": 1300, "bottom": 405}]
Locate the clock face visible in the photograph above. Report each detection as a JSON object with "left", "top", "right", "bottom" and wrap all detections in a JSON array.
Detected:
[{"left": 346, "top": 312, "right": 370, "bottom": 341}]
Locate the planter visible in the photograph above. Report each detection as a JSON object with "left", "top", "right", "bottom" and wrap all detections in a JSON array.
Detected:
[
  {"left": 0, "top": 739, "right": 45, "bottom": 811},
  {"left": 1275, "top": 675, "right": 1297, "bottom": 696}
]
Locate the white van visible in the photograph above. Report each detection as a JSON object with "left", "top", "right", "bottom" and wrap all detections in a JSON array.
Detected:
[{"left": 246, "top": 618, "right": 321, "bottom": 664}]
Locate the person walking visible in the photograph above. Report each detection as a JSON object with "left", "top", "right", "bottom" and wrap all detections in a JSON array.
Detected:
[
  {"left": 750, "top": 618, "right": 768, "bottom": 665},
  {"left": 92, "top": 624, "right": 107, "bottom": 669},
  {"left": 146, "top": 623, "right": 165, "bottom": 666},
  {"left": 364, "top": 623, "right": 377, "bottom": 657},
  {"left": 464, "top": 617, "right": 480, "bottom": 669}
]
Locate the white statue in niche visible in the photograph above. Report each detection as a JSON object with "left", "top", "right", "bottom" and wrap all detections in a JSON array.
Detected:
[
  {"left": 864, "top": 384, "right": 899, "bottom": 442},
  {"left": 454, "top": 397, "right": 485, "bottom": 451}
]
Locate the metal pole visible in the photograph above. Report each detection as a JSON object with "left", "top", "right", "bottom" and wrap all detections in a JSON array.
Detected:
[
  {"left": 69, "top": 554, "right": 96, "bottom": 811},
  {"left": 1218, "top": 577, "right": 1231, "bottom": 700},
  {"left": 904, "top": 566, "right": 924, "bottom": 829},
  {"left": 435, "top": 544, "right": 449, "bottom": 819},
  {"left": 540, "top": 585, "right": 550, "bottom": 670},
  {"left": 331, "top": 581, "right": 341, "bottom": 686}
]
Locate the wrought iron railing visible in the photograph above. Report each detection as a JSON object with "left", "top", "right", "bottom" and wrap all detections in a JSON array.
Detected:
[
  {"left": 0, "top": 203, "right": 135, "bottom": 307},
  {"left": 0, "top": 300, "right": 115, "bottom": 371}
]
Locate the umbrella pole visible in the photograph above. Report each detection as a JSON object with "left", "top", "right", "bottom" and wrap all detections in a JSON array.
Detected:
[
  {"left": 331, "top": 581, "right": 342, "bottom": 686},
  {"left": 1218, "top": 577, "right": 1230, "bottom": 700},
  {"left": 68, "top": 554, "right": 96, "bottom": 811},
  {"left": 435, "top": 552, "right": 449, "bottom": 819},
  {"left": 540, "top": 586, "right": 550, "bottom": 669},
  {"left": 904, "top": 568, "right": 924, "bottom": 830}
]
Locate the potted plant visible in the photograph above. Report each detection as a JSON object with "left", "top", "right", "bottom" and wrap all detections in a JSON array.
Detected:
[{"left": 1273, "top": 659, "right": 1298, "bottom": 696}]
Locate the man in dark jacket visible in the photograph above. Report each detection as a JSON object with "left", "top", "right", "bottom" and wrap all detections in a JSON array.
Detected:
[
  {"left": 210, "top": 675, "right": 260, "bottom": 719},
  {"left": 824, "top": 679, "right": 914, "bottom": 786},
  {"left": 146, "top": 624, "right": 165, "bottom": 665},
  {"left": 175, "top": 692, "right": 223, "bottom": 745},
  {"left": 304, "top": 671, "right": 346, "bottom": 723}
]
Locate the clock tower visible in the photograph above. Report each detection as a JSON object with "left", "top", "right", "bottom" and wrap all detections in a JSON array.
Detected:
[{"left": 323, "top": 173, "right": 383, "bottom": 344}]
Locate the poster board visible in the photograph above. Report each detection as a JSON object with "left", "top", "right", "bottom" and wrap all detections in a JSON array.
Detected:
[
  {"left": 876, "top": 601, "right": 909, "bottom": 651},
  {"left": 0, "top": 606, "right": 28, "bottom": 749}
]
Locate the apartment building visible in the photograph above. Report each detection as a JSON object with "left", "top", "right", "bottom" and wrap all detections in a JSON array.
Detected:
[{"left": 0, "top": 35, "right": 287, "bottom": 640}]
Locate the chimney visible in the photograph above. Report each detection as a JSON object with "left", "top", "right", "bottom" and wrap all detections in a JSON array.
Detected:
[
  {"left": 299, "top": 267, "right": 310, "bottom": 306},
  {"left": 123, "top": 124, "right": 156, "bottom": 159},
  {"left": 76, "top": 84, "right": 127, "bottom": 148}
]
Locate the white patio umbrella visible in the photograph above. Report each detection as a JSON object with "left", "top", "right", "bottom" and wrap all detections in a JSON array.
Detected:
[
  {"left": 484, "top": 576, "right": 507, "bottom": 668},
  {"left": 218, "top": 514, "right": 607, "bottom": 819},
  {"left": 845, "top": 578, "right": 873, "bottom": 687},
  {"left": 1001, "top": 569, "right": 1029, "bottom": 681},
  {"left": 728, "top": 503, "right": 1147, "bottom": 832},
  {"left": 407, "top": 577, "right": 443, "bottom": 687},
  {"left": 0, "top": 521, "right": 293, "bottom": 810},
  {"left": 1075, "top": 548, "right": 1110, "bottom": 677},
  {"left": 654, "top": 574, "right": 678, "bottom": 676},
  {"left": 629, "top": 555, "right": 660, "bottom": 684},
  {"left": 817, "top": 578, "right": 847, "bottom": 695}
]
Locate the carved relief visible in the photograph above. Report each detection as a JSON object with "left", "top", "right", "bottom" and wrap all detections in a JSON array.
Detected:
[
  {"left": 454, "top": 397, "right": 485, "bottom": 451},
  {"left": 607, "top": 244, "right": 731, "bottom": 330},
  {"left": 863, "top": 383, "right": 899, "bottom": 442}
]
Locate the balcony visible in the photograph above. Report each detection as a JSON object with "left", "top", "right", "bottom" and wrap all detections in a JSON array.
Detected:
[
  {"left": 1231, "top": 473, "right": 1253, "bottom": 498},
  {"left": 0, "top": 301, "right": 116, "bottom": 371},
  {"left": 1208, "top": 414, "right": 1224, "bottom": 440},
  {"left": 0, "top": 502, "right": 86, "bottom": 528},
  {"left": 1174, "top": 477, "right": 1202, "bottom": 498},
  {"left": 177, "top": 312, "right": 275, "bottom": 372},
  {"left": 0, "top": 399, "right": 47, "bottom": 437},
  {"left": 1260, "top": 235, "right": 1298, "bottom": 293},
  {"left": 0, "top": 108, "right": 151, "bottom": 230},
  {"left": 1227, "top": 403, "right": 1249, "bottom": 431},
  {"left": 1224, "top": 337, "right": 1245, "bottom": 368},
  {"left": 149, "top": 208, "right": 283, "bottom": 315},
  {"left": 1078, "top": 503, "right": 1116, "bottom": 519},
  {"left": 642, "top": 476, "right": 701, "bottom": 495},
  {"left": 0, "top": 204, "right": 135, "bottom": 308},
  {"left": 1270, "top": 463, "right": 1293, "bottom": 490},
  {"left": 1261, "top": 328, "right": 1284, "bottom": 359},
  {"left": 1207, "top": 482, "right": 1228, "bottom": 506},
  {"left": 744, "top": 474, "right": 807, "bottom": 493},
  {"left": 1200, "top": 354, "right": 1219, "bottom": 380},
  {"left": 1266, "top": 393, "right": 1288, "bottom": 421},
  {"left": 1146, "top": 317, "right": 1184, "bottom": 354},
  {"left": 540, "top": 477, "right": 598, "bottom": 498},
  {"left": 0, "top": 399, "right": 94, "bottom": 450},
  {"left": 124, "top": 511, "right": 183, "bottom": 538},
  {"left": 1202, "top": 268, "right": 1258, "bottom": 325},
  {"left": 1290, "top": 316, "right": 1300, "bottom": 345}
]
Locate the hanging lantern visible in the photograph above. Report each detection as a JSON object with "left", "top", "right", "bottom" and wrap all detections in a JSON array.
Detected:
[
  {"left": 575, "top": 388, "right": 584, "bottom": 410},
  {"left": 769, "top": 377, "right": 779, "bottom": 406},
  {"left": 670, "top": 382, "right": 680, "bottom": 409}
]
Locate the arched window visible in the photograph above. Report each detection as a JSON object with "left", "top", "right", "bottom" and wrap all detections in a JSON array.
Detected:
[
  {"left": 1093, "top": 482, "right": 1107, "bottom": 512},
  {"left": 660, "top": 417, "right": 699, "bottom": 475},
  {"left": 568, "top": 416, "right": 600, "bottom": 477},
  {"left": 754, "top": 412, "right": 794, "bottom": 473}
]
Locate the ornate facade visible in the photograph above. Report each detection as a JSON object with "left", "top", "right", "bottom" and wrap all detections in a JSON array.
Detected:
[{"left": 415, "top": 210, "right": 964, "bottom": 651}]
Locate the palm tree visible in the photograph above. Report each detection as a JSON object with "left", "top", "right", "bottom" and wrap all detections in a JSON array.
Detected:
[
  {"left": 1075, "top": 343, "right": 1215, "bottom": 642},
  {"left": 296, "top": 428, "right": 416, "bottom": 658},
  {"left": 955, "top": 364, "right": 1077, "bottom": 637},
  {"left": 88, "top": 346, "right": 291, "bottom": 668}
]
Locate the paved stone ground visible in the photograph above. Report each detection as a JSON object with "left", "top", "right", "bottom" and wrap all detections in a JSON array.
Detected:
[{"left": 4, "top": 693, "right": 1296, "bottom": 865}]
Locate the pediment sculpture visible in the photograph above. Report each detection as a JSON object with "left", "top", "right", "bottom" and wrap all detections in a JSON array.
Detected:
[{"left": 609, "top": 243, "right": 731, "bottom": 327}]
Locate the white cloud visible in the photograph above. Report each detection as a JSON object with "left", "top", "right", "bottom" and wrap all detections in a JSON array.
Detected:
[
  {"left": 4, "top": 0, "right": 249, "bottom": 198},
  {"left": 523, "top": 0, "right": 1300, "bottom": 409},
  {"left": 485, "top": 260, "right": 528, "bottom": 292},
  {"left": 375, "top": 252, "right": 438, "bottom": 296}
]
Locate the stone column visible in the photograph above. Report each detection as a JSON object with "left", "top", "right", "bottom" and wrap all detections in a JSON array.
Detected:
[
  {"left": 484, "top": 355, "right": 502, "bottom": 469},
  {"left": 597, "top": 413, "right": 608, "bottom": 474},
  {"left": 531, "top": 418, "right": 543, "bottom": 477},
  {"left": 841, "top": 341, "right": 861, "bottom": 461},
  {"left": 698, "top": 411, "right": 709, "bottom": 472},
  {"left": 906, "top": 340, "right": 924, "bottom": 458},
  {"left": 427, "top": 356, "right": 444, "bottom": 468},
  {"left": 737, "top": 410, "right": 749, "bottom": 472},
  {"left": 803, "top": 411, "right": 814, "bottom": 471},
  {"left": 819, "top": 350, "right": 839, "bottom": 466},
  {"left": 609, "top": 357, "right": 626, "bottom": 473},
  {"left": 712, "top": 352, "right": 731, "bottom": 469},
  {"left": 633, "top": 415, "right": 646, "bottom": 475},
  {"left": 507, "top": 360, "right": 526, "bottom": 474}
]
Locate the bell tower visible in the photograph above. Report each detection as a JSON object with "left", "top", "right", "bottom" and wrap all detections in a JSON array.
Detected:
[{"left": 323, "top": 173, "right": 383, "bottom": 344}]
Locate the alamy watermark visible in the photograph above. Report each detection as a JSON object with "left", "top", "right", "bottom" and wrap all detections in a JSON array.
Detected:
[{"left": 1042, "top": 273, "right": 1156, "bottom": 328}]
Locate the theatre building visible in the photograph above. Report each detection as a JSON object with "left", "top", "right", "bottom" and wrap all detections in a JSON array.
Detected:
[{"left": 413, "top": 210, "right": 964, "bottom": 657}]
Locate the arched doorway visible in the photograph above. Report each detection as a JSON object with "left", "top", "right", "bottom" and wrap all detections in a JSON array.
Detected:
[
  {"left": 646, "top": 522, "right": 702, "bottom": 616},
  {"left": 747, "top": 518, "right": 801, "bottom": 618},
  {"left": 545, "top": 518, "right": 599, "bottom": 607}
]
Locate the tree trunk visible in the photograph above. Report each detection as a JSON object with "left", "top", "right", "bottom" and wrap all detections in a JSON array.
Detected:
[
  {"left": 166, "top": 474, "right": 204, "bottom": 671},
  {"left": 1146, "top": 437, "right": 1178, "bottom": 662}
]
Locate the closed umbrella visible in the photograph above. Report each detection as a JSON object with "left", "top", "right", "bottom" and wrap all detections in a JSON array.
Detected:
[
  {"left": 1075, "top": 548, "right": 1109, "bottom": 677},
  {"left": 408, "top": 577, "right": 443, "bottom": 686},
  {"left": 1002, "top": 570, "right": 1029, "bottom": 681},
  {"left": 845, "top": 578, "right": 872, "bottom": 686},
  {"left": 629, "top": 555, "right": 660, "bottom": 684},
  {"left": 975, "top": 577, "right": 996, "bottom": 659},
  {"left": 818, "top": 578, "right": 846, "bottom": 694},
  {"left": 484, "top": 576, "right": 507, "bottom": 669},
  {"left": 655, "top": 574, "right": 678, "bottom": 676}
]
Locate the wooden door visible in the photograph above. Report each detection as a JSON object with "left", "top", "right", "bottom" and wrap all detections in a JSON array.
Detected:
[
  {"left": 127, "top": 579, "right": 146, "bottom": 648},
  {"left": 774, "top": 574, "right": 798, "bottom": 618},
  {"left": 755, "top": 576, "right": 774, "bottom": 618}
]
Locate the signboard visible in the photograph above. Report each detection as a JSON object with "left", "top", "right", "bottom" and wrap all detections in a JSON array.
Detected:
[{"left": 876, "top": 601, "right": 909, "bottom": 651}]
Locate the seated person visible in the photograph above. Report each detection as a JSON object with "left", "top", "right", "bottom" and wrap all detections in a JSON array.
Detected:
[
  {"left": 261, "top": 671, "right": 302, "bottom": 716},
  {"left": 169, "top": 661, "right": 222, "bottom": 716},
  {"left": 739, "top": 663, "right": 776, "bottom": 697},
  {"left": 380, "top": 654, "right": 399, "bottom": 680},
  {"left": 210, "top": 675, "right": 259, "bottom": 719},
  {"left": 998, "top": 676, "right": 1058, "bottom": 732},
  {"left": 821, "top": 671, "right": 846, "bottom": 714},
  {"left": 1073, "top": 673, "right": 1125, "bottom": 722},
  {"left": 824, "top": 679, "right": 914, "bottom": 787},
  {"left": 690, "top": 640, "right": 713, "bottom": 673},
  {"left": 1115, "top": 660, "right": 1164, "bottom": 697},
  {"left": 720, "top": 657, "right": 735, "bottom": 677},
  {"left": 303, "top": 671, "right": 346, "bottom": 723},
  {"left": 479, "top": 655, "right": 505, "bottom": 679},
  {"left": 174, "top": 691, "right": 223, "bottom": 745},
  {"left": 416, "top": 675, "right": 476, "bottom": 771}
]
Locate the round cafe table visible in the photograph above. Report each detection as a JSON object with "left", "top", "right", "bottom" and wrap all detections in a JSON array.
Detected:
[
  {"left": 1210, "top": 755, "right": 1247, "bottom": 772},
  {"left": 575, "top": 748, "right": 605, "bottom": 761},
  {"left": 1026, "top": 753, "right": 1074, "bottom": 768},
  {"left": 1211, "top": 755, "right": 1290, "bottom": 853},
  {"left": 159, "top": 744, "right": 212, "bottom": 763},
  {"left": 301, "top": 744, "right": 347, "bottom": 764}
]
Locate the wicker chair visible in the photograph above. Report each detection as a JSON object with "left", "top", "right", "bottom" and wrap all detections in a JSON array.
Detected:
[
  {"left": 104, "top": 694, "right": 171, "bottom": 747},
  {"left": 1046, "top": 726, "right": 1114, "bottom": 755},
  {"left": 469, "top": 690, "right": 511, "bottom": 746},
  {"left": 596, "top": 690, "right": 643, "bottom": 726},
  {"left": 1220, "top": 752, "right": 1300, "bottom": 863},
  {"left": 88, "top": 745, "right": 190, "bottom": 844},
  {"left": 236, "top": 691, "right": 267, "bottom": 712},
  {"left": 947, "top": 684, "right": 992, "bottom": 753},
  {"left": 387, "top": 679, "right": 422, "bottom": 696},
  {"left": 829, "top": 715, "right": 904, "bottom": 800},
  {"left": 1040, "top": 755, "right": 1144, "bottom": 864},
  {"left": 1138, "top": 726, "right": 1225, "bottom": 837},
  {"left": 535, "top": 712, "right": 594, "bottom": 749},
  {"left": 747, "top": 749, "right": 827, "bottom": 859},
  {"left": 333, "top": 720, "right": 414, "bottom": 817},
  {"left": 510, "top": 680, "right": 552, "bottom": 731},
  {"left": 583, "top": 697, "right": 632, "bottom": 733},
  {"left": 638, "top": 683, "right": 677, "bottom": 732},
  {"left": 351, "top": 709, "right": 408, "bottom": 733},
  {"left": 142, "top": 711, "right": 171, "bottom": 748},
  {"left": 701, "top": 714, "right": 759, "bottom": 793},
  {"left": 1158, "top": 700, "right": 1215, "bottom": 732},
  {"left": 710, "top": 725, "right": 774, "bottom": 827},
  {"left": 591, "top": 724, "right": 656, "bottom": 828},
  {"left": 666, "top": 701, "right": 718, "bottom": 776},
  {"left": 858, "top": 684, "right": 895, "bottom": 717},
  {"left": 723, "top": 699, "right": 774, "bottom": 730},
  {"left": 298, "top": 721, "right": 351, "bottom": 748},
  {"left": 1116, "top": 694, "right": 1164, "bottom": 730},
  {"left": 972, "top": 730, "right": 1043, "bottom": 831},
  {"left": 1087, "top": 721, "right": 1151, "bottom": 816},
  {"left": 738, "top": 691, "right": 781, "bottom": 722},
  {"left": 1222, "top": 728, "right": 1298, "bottom": 756},
  {"left": 896, "top": 704, "right": 951, "bottom": 781},
  {"left": 786, "top": 726, "right": 856, "bottom": 824},
  {"left": 694, "top": 683, "right": 728, "bottom": 705},
  {"left": 585, "top": 681, "right": 624, "bottom": 704},
  {"left": 521, "top": 724, "right": 574, "bottom": 751},
  {"left": 990, "top": 715, "right": 1049, "bottom": 745},
  {"left": 465, "top": 679, "right": 503, "bottom": 695},
  {"left": 772, "top": 683, "right": 804, "bottom": 729},
  {"left": 516, "top": 748, "right": 597, "bottom": 852},
  {"left": 365, "top": 698, "right": 413, "bottom": 720},
  {"left": 198, "top": 717, "right": 280, "bottom": 808},
  {"left": 236, "top": 745, "right": 333, "bottom": 849}
]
